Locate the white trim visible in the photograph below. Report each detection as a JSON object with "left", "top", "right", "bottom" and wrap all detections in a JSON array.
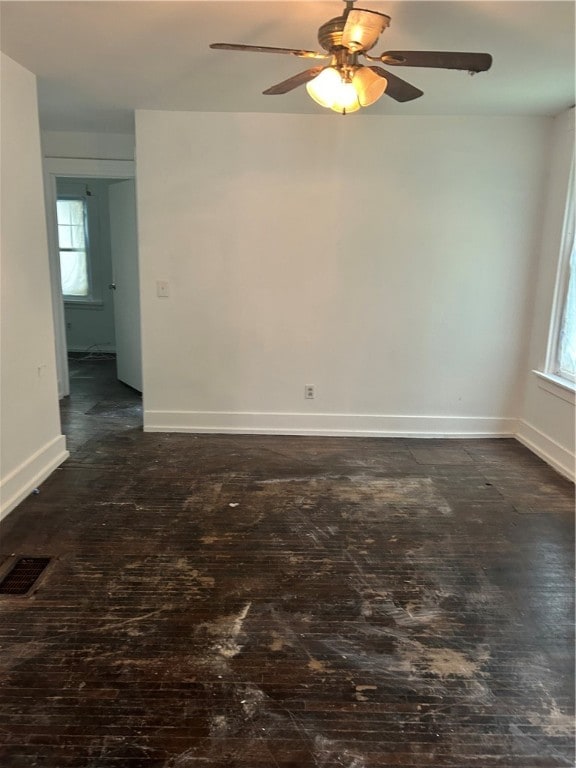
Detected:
[
  {"left": 43, "top": 157, "right": 136, "bottom": 399},
  {"left": 64, "top": 299, "right": 105, "bottom": 310},
  {"left": 44, "top": 158, "right": 135, "bottom": 177},
  {"left": 516, "top": 420, "right": 575, "bottom": 482},
  {"left": 0, "top": 436, "right": 69, "bottom": 522},
  {"left": 43, "top": 170, "right": 70, "bottom": 397},
  {"left": 533, "top": 370, "right": 576, "bottom": 404},
  {"left": 544, "top": 151, "right": 574, "bottom": 375},
  {"left": 67, "top": 346, "right": 116, "bottom": 354},
  {"left": 144, "top": 410, "right": 516, "bottom": 438}
]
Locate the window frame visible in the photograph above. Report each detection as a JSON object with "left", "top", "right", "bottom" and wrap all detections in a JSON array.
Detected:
[
  {"left": 56, "top": 192, "right": 103, "bottom": 307},
  {"left": 544, "top": 160, "right": 575, "bottom": 390},
  {"left": 57, "top": 195, "right": 91, "bottom": 302}
]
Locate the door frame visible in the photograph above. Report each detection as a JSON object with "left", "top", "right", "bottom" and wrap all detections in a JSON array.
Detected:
[{"left": 43, "top": 158, "right": 136, "bottom": 397}]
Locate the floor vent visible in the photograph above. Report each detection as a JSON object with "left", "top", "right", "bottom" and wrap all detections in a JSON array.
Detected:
[{"left": 0, "top": 557, "right": 51, "bottom": 595}]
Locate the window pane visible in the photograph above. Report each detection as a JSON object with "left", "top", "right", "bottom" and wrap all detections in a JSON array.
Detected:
[
  {"left": 56, "top": 199, "right": 71, "bottom": 225},
  {"left": 58, "top": 224, "right": 73, "bottom": 249},
  {"left": 69, "top": 223, "right": 85, "bottom": 249},
  {"left": 558, "top": 242, "right": 576, "bottom": 379},
  {"left": 67, "top": 199, "right": 85, "bottom": 227},
  {"left": 60, "top": 250, "right": 89, "bottom": 296},
  {"left": 57, "top": 200, "right": 86, "bottom": 249}
]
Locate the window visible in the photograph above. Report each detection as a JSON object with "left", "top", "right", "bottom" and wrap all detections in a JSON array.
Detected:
[
  {"left": 556, "top": 239, "right": 575, "bottom": 381},
  {"left": 546, "top": 162, "right": 575, "bottom": 388},
  {"left": 56, "top": 197, "right": 90, "bottom": 298}
]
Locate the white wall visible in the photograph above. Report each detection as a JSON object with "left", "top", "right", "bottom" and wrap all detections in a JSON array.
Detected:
[
  {"left": 136, "top": 111, "right": 549, "bottom": 437},
  {"left": 0, "top": 54, "right": 68, "bottom": 520},
  {"left": 518, "top": 108, "right": 575, "bottom": 479},
  {"left": 58, "top": 178, "right": 117, "bottom": 353},
  {"left": 42, "top": 130, "right": 134, "bottom": 161}
]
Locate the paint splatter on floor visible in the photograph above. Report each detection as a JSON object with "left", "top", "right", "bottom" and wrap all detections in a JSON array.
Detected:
[{"left": 0, "top": 370, "right": 573, "bottom": 767}]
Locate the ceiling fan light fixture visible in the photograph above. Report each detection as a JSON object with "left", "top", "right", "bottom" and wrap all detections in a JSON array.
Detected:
[
  {"left": 341, "top": 9, "right": 390, "bottom": 53},
  {"left": 211, "top": 5, "right": 492, "bottom": 112},
  {"left": 306, "top": 67, "right": 360, "bottom": 113},
  {"left": 352, "top": 66, "right": 388, "bottom": 106},
  {"left": 329, "top": 82, "right": 361, "bottom": 113}
]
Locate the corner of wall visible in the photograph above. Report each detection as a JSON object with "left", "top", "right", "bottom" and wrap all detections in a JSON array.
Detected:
[
  {"left": 517, "top": 106, "right": 575, "bottom": 481},
  {"left": 0, "top": 437, "right": 69, "bottom": 522},
  {"left": 516, "top": 420, "right": 575, "bottom": 481}
]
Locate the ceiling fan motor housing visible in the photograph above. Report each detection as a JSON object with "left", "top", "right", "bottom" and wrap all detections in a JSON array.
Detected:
[{"left": 318, "top": 16, "right": 348, "bottom": 51}]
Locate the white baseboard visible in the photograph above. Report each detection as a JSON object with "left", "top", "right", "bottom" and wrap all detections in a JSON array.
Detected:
[
  {"left": 0, "top": 419, "right": 568, "bottom": 526},
  {"left": 67, "top": 346, "right": 116, "bottom": 354},
  {"left": 0, "top": 435, "right": 69, "bottom": 522},
  {"left": 144, "top": 410, "right": 516, "bottom": 438},
  {"left": 516, "top": 420, "right": 575, "bottom": 481}
]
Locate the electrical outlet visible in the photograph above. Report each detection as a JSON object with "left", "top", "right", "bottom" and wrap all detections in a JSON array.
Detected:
[{"left": 305, "top": 385, "right": 315, "bottom": 399}]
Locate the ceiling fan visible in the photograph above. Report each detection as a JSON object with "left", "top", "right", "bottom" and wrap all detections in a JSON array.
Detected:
[{"left": 210, "top": 0, "right": 492, "bottom": 114}]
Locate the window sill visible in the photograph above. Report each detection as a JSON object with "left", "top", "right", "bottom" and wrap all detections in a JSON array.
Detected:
[
  {"left": 64, "top": 299, "right": 104, "bottom": 310},
  {"left": 533, "top": 370, "right": 576, "bottom": 405}
]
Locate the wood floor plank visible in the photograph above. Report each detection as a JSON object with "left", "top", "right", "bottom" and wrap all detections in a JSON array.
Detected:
[{"left": 0, "top": 359, "right": 573, "bottom": 767}]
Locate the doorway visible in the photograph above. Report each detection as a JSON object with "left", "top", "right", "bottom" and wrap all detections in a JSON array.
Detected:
[{"left": 44, "top": 158, "right": 143, "bottom": 447}]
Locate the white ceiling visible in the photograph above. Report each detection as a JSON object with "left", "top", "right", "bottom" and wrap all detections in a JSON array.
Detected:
[{"left": 1, "top": 0, "right": 574, "bottom": 133}]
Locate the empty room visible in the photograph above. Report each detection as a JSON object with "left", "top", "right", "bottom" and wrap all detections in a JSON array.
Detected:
[{"left": 0, "top": 1, "right": 574, "bottom": 766}]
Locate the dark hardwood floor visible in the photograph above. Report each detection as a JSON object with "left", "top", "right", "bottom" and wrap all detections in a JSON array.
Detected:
[{"left": 0, "top": 358, "right": 574, "bottom": 767}]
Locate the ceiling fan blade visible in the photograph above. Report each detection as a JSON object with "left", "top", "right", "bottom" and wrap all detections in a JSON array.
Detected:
[
  {"left": 341, "top": 9, "right": 390, "bottom": 53},
  {"left": 263, "top": 67, "right": 326, "bottom": 95},
  {"left": 381, "top": 51, "right": 493, "bottom": 72},
  {"left": 210, "top": 43, "right": 328, "bottom": 60},
  {"left": 369, "top": 67, "right": 423, "bottom": 102}
]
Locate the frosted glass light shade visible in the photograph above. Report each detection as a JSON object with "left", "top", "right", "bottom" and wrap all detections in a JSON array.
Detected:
[
  {"left": 352, "top": 67, "right": 388, "bottom": 107},
  {"left": 306, "top": 68, "right": 360, "bottom": 114},
  {"left": 306, "top": 68, "right": 340, "bottom": 108},
  {"left": 341, "top": 10, "right": 389, "bottom": 53}
]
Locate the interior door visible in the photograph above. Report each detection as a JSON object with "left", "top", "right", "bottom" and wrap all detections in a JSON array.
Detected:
[{"left": 108, "top": 179, "right": 142, "bottom": 392}]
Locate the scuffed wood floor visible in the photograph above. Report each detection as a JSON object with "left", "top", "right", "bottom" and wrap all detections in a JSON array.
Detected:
[{"left": 0, "top": 359, "right": 574, "bottom": 767}]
